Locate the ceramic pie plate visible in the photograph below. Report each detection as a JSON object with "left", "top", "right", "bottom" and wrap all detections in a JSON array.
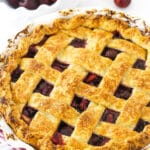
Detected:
[{"left": 0, "top": 8, "right": 150, "bottom": 150}]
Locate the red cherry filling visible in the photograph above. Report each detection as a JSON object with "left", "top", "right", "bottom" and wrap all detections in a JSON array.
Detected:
[
  {"left": 24, "top": 35, "right": 49, "bottom": 58},
  {"left": 51, "top": 59, "right": 69, "bottom": 72},
  {"left": 101, "top": 47, "right": 121, "bottom": 60},
  {"left": 114, "top": 84, "right": 133, "bottom": 100},
  {"left": 114, "top": 0, "right": 131, "bottom": 8},
  {"left": 113, "top": 31, "right": 123, "bottom": 39},
  {"left": 24, "top": 45, "right": 38, "bottom": 58},
  {"left": 51, "top": 121, "right": 74, "bottom": 145},
  {"left": 11, "top": 66, "right": 24, "bottom": 82},
  {"left": 21, "top": 105, "right": 37, "bottom": 124},
  {"left": 134, "top": 119, "right": 150, "bottom": 132},
  {"left": 37, "top": 35, "right": 50, "bottom": 46},
  {"left": 70, "top": 38, "right": 86, "bottom": 48},
  {"left": 19, "top": 0, "right": 39, "bottom": 10},
  {"left": 39, "top": 0, "right": 57, "bottom": 5},
  {"left": 100, "top": 108, "right": 120, "bottom": 123},
  {"left": 0, "top": 97, "right": 6, "bottom": 105},
  {"left": 88, "top": 134, "right": 110, "bottom": 146},
  {"left": 57, "top": 121, "right": 74, "bottom": 136},
  {"left": 83, "top": 72, "right": 102, "bottom": 87},
  {"left": 51, "top": 132, "right": 64, "bottom": 145},
  {"left": 34, "top": 79, "right": 54, "bottom": 96},
  {"left": 71, "top": 95, "right": 90, "bottom": 113},
  {"left": 132, "top": 59, "right": 146, "bottom": 70}
]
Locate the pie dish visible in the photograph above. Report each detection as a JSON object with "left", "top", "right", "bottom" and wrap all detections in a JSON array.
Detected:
[{"left": 0, "top": 9, "right": 150, "bottom": 150}]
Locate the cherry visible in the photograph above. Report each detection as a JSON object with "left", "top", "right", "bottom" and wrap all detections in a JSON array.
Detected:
[
  {"left": 19, "top": 0, "right": 39, "bottom": 10},
  {"left": 114, "top": 0, "right": 131, "bottom": 8},
  {"left": 7, "top": 0, "right": 19, "bottom": 8},
  {"left": 7, "top": 0, "right": 57, "bottom": 9},
  {"left": 39, "top": 0, "right": 57, "bottom": 5},
  {"left": 39, "top": 0, "right": 50, "bottom": 5},
  {"left": 49, "top": 0, "right": 57, "bottom": 5},
  {"left": 70, "top": 38, "right": 86, "bottom": 48}
]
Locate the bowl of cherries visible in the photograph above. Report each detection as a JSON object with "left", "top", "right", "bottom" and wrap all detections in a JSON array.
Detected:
[{"left": 7, "top": 0, "right": 58, "bottom": 10}]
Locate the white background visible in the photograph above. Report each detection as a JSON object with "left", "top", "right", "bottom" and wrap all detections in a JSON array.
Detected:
[{"left": 0, "top": 0, "right": 150, "bottom": 53}]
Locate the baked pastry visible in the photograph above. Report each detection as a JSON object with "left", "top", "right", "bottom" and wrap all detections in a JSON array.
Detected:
[{"left": 0, "top": 9, "right": 150, "bottom": 150}]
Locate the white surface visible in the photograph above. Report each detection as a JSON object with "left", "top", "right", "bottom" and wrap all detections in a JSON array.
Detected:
[{"left": 0, "top": 0, "right": 150, "bottom": 53}]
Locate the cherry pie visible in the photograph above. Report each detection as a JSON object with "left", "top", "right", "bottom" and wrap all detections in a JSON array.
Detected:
[{"left": 0, "top": 10, "right": 150, "bottom": 150}]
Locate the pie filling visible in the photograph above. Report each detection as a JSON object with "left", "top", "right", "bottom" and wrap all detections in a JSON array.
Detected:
[
  {"left": 113, "top": 31, "right": 123, "bottom": 39},
  {"left": 11, "top": 66, "right": 24, "bottom": 82},
  {"left": 51, "top": 132, "right": 64, "bottom": 145},
  {"left": 83, "top": 72, "right": 102, "bottom": 87},
  {"left": 51, "top": 59, "right": 69, "bottom": 72},
  {"left": 88, "top": 134, "right": 110, "bottom": 146},
  {"left": 51, "top": 121, "right": 74, "bottom": 145},
  {"left": 100, "top": 108, "right": 120, "bottom": 123},
  {"left": 114, "top": 84, "right": 133, "bottom": 100},
  {"left": 24, "top": 45, "right": 38, "bottom": 58},
  {"left": 132, "top": 59, "right": 146, "bottom": 70},
  {"left": 134, "top": 119, "right": 150, "bottom": 132},
  {"left": 101, "top": 47, "right": 121, "bottom": 60},
  {"left": 37, "top": 35, "right": 50, "bottom": 46},
  {"left": 71, "top": 95, "right": 90, "bottom": 113},
  {"left": 21, "top": 105, "right": 37, "bottom": 124},
  {"left": 34, "top": 79, "right": 54, "bottom": 96},
  {"left": 24, "top": 34, "right": 50, "bottom": 58},
  {"left": 70, "top": 38, "right": 86, "bottom": 48}
]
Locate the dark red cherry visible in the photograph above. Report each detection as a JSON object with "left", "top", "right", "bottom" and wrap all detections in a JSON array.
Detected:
[
  {"left": 39, "top": 0, "right": 50, "bottom": 4},
  {"left": 114, "top": 0, "right": 131, "bottom": 8},
  {"left": 7, "top": 0, "right": 19, "bottom": 8},
  {"left": 39, "top": 0, "right": 57, "bottom": 5},
  {"left": 19, "top": 0, "right": 39, "bottom": 10}
]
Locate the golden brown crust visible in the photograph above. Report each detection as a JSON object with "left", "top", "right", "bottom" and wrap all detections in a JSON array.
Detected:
[{"left": 0, "top": 11, "right": 150, "bottom": 150}]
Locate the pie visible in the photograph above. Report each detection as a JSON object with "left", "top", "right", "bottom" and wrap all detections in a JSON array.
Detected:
[{"left": 0, "top": 9, "right": 150, "bottom": 150}]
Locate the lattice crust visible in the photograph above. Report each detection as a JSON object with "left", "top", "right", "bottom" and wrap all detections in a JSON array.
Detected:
[{"left": 1, "top": 13, "right": 150, "bottom": 150}]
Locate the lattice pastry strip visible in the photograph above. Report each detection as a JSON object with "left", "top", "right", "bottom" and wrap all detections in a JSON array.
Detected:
[
  {"left": 50, "top": 66, "right": 86, "bottom": 104},
  {"left": 11, "top": 71, "right": 41, "bottom": 103},
  {"left": 108, "top": 39, "right": 146, "bottom": 59},
  {"left": 62, "top": 27, "right": 113, "bottom": 54},
  {"left": 28, "top": 94, "right": 80, "bottom": 126},
  {"left": 20, "top": 58, "right": 60, "bottom": 84},
  {"left": 34, "top": 32, "right": 72, "bottom": 65},
  {"left": 94, "top": 122, "right": 138, "bottom": 140},
  {"left": 141, "top": 107, "right": 150, "bottom": 122},
  {"left": 76, "top": 82, "right": 126, "bottom": 111},
  {"left": 29, "top": 111, "right": 60, "bottom": 137},
  {"left": 72, "top": 103, "right": 105, "bottom": 143},
  {"left": 57, "top": 46, "right": 112, "bottom": 76},
  {"left": 116, "top": 90, "right": 150, "bottom": 130},
  {"left": 123, "top": 69, "right": 150, "bottom": 90},
  {"left": 99, "top": 53, "right": 134, "bottom": 94}
]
